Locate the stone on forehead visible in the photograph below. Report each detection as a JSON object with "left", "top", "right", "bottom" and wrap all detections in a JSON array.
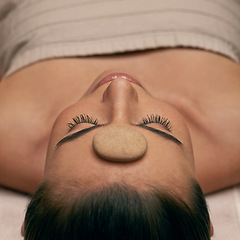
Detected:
[{"left": 92, "top": 126, "right": 147, "bottom": 162}]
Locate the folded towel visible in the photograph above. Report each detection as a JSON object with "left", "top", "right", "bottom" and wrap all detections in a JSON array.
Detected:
[{"left": 207, "top": 184, "right": 240, "bottom": 239}]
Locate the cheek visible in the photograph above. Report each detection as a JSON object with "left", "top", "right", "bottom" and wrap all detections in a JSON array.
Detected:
[{"left": 47, "top": 102, "right": 101, "bottom": 144}]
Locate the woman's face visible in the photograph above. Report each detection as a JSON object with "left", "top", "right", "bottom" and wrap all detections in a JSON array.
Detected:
[{"left": 45, "top": 71, "right": 195, "bottom": 196}]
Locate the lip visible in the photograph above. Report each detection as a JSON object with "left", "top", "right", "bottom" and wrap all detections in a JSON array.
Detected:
[{"left": 92, "top": 73, "right": 145, "bottom": 92}]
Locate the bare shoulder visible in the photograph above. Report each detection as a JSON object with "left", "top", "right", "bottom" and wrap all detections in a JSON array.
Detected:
[
  {"left": 146, "top": 50, "right": 240, "bottom": 193},
  {"left": 185, "top": 56, "right": 240, "bottom": 193},
  {"left": 0, "top": 76, "right": 46, "bottom": 193},
  {"left": 0, "top": 59, "right": 98, "bottom": 192}
]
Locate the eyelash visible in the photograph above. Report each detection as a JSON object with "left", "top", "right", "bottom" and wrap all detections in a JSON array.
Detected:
[
  {"left": 141, "top": 114, "right": 172, "bottom": 131},
  {"left": 67, "top": 114, "right": 172, "bottom": 131},
  {"left": 67, "top": 114, "right": 99, "bottom": 131}
]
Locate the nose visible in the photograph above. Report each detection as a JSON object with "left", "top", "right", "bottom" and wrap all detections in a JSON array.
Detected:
[{"left": 102, "top": 78, "right": 139, "bottom": 124}]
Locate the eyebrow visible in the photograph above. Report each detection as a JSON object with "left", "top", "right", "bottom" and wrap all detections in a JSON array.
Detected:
[{"left": 56, "top": 125, "right": 183, "bottom": 148}]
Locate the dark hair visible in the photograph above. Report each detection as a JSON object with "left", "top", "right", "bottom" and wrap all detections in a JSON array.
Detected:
[{"left": 24, "top": 180, "right": 211, "bottom": 240}]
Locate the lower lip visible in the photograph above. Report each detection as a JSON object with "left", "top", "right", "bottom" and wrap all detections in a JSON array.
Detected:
[{"left": 92, "top": 73, "right": 144, "bottom": 92}]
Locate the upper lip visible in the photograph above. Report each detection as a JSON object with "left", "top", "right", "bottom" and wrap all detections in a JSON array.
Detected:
[{"left": 92, "top": 72, "right": 145, "bottom": 92}]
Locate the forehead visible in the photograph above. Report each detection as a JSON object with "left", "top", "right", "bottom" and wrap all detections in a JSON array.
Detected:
[{"left": 45, "top": 126, "right": 193, "bottom": 199}]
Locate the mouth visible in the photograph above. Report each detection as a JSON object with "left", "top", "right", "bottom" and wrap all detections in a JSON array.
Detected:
[{"left": 92, "top": 72, "right": 145, "bottom": 92}]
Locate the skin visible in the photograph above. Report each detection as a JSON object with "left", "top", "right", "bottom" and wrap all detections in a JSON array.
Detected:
[{"left": 0, "top": 48, "right": 240, "bottom": 195}]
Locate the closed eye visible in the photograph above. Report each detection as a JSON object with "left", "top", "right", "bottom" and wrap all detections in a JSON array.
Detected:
[
  {"left": 57, "top": 124, "right": 182, "bottom": 148},
  {"left": 67, "top": 113, "right": 172, "bottom": 133},
  {"left": 67, "top": 114, "right": 100, "bottom": 132},
  {"left": 140, "top": 114, "right": 172, "bottom": 132}
]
